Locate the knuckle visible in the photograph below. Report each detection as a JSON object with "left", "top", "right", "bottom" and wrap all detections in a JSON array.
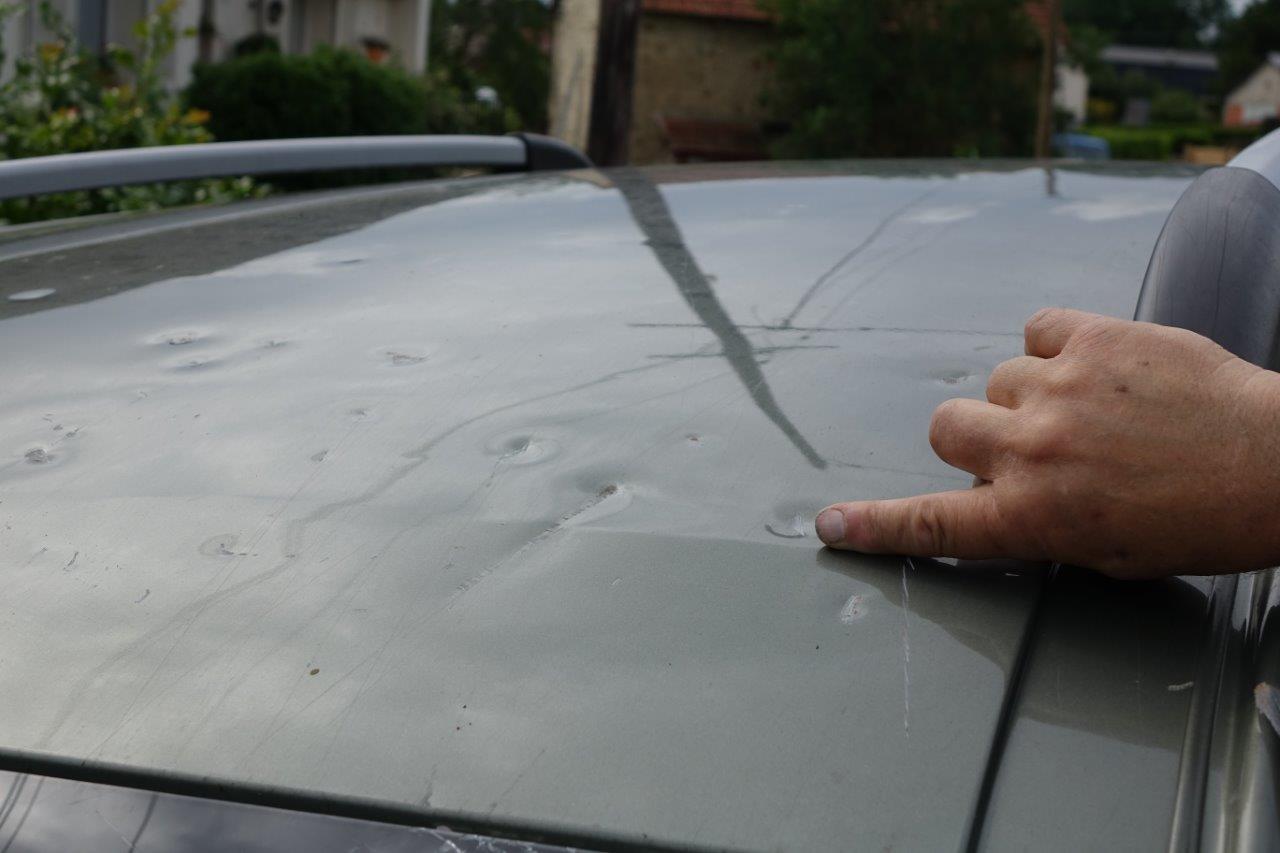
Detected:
[
  {"left": 909, "top": 501, "right": 951, "bottom": 554},
  {"left": 928, "top": 399, "right": 964, "bottom": 450},
  {"left": 1025, "top": 307, "right": 1062, "bottom": 338},
  {"left": 987, "top": 360, "right": 1014, "bottom": 392},
  {"left": 987, "top": 358, "right": 1028, "bottom": 403},
  {"left": 1067, "top": 317, "right": 1117, "bottom": 351},
  {"left": 1014, "top": 414, "right": 1073, "bottom": 463},
  {"left": 1044, "top": 362, "right": 1090, "bottom": 396}
]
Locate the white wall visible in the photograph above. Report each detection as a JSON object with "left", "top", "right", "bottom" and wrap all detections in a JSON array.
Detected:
[
  {"left": 1227, "top": 64, "right": 1280, "bottom": 124},
  {"left": 1055, "top": 62, "right": 1088, "bottom": 126}
]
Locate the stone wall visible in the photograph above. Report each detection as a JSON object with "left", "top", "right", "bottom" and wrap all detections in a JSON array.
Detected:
[{"left": 627, "top": 12, "right": 774, "bottom": 164}]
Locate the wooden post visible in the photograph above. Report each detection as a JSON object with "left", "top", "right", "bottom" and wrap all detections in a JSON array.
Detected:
[
  {"left": 587, "top": 0, "right": 641, "bottom": 167},
  {"left": 197, "top": 0, "right": 217, "bottom": 64},
  {"left": 1034, "top": 0, "right": 1059, "bottom": 159}
]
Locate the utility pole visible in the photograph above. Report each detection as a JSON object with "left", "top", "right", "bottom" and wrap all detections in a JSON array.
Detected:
[
  {"left": 197, "top": 0, "right": 216, "bottom": 63},
  {"left": 586, "top": 0, "right": 640, "bottom": 167},
  {"left": 1034, "top": 0, "right": 1059, "bottom": 160}
]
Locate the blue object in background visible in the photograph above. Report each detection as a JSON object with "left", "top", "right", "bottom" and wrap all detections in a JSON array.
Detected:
[{"left": 1054, "top": 133, "right": 1111, "bottom": 160}]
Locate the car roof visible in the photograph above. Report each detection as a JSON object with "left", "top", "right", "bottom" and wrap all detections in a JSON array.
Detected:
[{"left": 0, "top": 161, "right": 1205, "bottom": 850}]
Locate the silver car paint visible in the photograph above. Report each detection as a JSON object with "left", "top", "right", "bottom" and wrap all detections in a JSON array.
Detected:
[{"left": 0, "top": 163, "right": 1208, "bottom": 850}]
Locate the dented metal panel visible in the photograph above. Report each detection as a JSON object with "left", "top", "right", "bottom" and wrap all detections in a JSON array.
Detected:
[{"left": 0, "top": 163, "right": 1197, "bottom": 850}]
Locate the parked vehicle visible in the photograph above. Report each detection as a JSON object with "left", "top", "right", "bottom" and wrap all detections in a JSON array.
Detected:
[{"left": 0, "top": 130, "right": 1276, "bottom": 851}]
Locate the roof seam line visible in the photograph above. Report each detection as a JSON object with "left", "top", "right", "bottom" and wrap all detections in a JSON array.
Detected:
[{"left": 960, "top": 563, "right": 1058, "bottom": 853}]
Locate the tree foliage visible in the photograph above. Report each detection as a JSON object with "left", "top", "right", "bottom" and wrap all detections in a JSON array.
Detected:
[
  {"left": 764, "top": 0, "right": 1039, "bottom": 158},
  {"left": 186, "top": 47, "right": 516, "bottom": 141},
  {"left": 429, "top": 0, "right": 551, "bottom": 131},
  {"left": 188, "top": 47, "right": 436, "bottom": 140},
  {"left": 0, "top": 0, "right": 258, "bottom": 224},
  {"left": 1217, "top": 0, "right": 1280, "bottom": 96},
  {"left": 1061, "top": 0, "right": 1226, "bottom": 48},
  {"left": 185, "top": 47, "right": 515, "bottom": 189}
]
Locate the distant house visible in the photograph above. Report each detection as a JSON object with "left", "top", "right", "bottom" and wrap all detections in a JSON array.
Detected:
[
  {"left": 549, "top": 0, "right": 776, "bottom": 165},
  {"left": 1100, "top": 44, "right": 1218, "bottom": 95},
  {"left": 1, "top": 0, "right": 430, "bottom": 90},
  {"left": 1224, "top": 53, "right": 1280, "bottom": 127}
]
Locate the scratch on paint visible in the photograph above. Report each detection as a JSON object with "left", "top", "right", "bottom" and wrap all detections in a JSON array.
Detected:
[
  {"left": 1167, "top": 681, "right": 1194, "bottom": 692},
  {"left": 901, "top": 558, "right": 914, "bottom": 736},
  {"left": 451, "top": 485, "right": 631, "bottom": 601},
  {"left": 62, "top": 550, "right": 78, "bottom": 571}
]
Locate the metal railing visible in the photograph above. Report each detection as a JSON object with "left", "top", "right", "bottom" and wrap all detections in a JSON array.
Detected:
[{"left": 0, "top": 133, "right": 593, "bottom": 201}]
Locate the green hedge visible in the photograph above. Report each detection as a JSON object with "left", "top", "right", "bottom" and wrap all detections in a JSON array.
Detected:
[
  {"left": 185, "top": 47, "right": 515, "bottom": 141},
  {"left": 1083, "top": 125, "right": 1266, "bottom": 160}
]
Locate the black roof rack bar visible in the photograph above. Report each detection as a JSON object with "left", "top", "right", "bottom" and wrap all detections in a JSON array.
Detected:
[{"left": 0, "top": 133, "right": 593, "bottom": 201}]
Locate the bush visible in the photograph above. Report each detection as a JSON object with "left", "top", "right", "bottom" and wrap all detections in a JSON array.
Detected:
[
  {"left": 0, "top": 0, "right": 260, "bottom": 224},
  {"left": 429, "top": 0, "right": 552, "bottom": 131},
  {"left": 232, "top": 32, "right": 280, "bottom": 57},
  {"left": 1082, "top": 125, "right": 1241, "bottom": 160},
  {"left": 1085, "top": 127, "right": 1176, "bottom": 160},
  {"left": 1086, "top": 97, "right": 1117, "bottom": 125},
  {"left": 1150, "top": 90, "right": 1204, "bottom": 125},
  {"left": 185, "top": 48, "right": 516, "bottom": 141}
]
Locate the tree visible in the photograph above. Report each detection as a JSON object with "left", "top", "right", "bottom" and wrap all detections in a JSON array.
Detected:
[
  {"left": 1217, "top": 0, "right": 1280, "bottom": 96},
  {"left": 1061, "top": 0, "right": 1226, "bottom": 48},
  {"left": 764, "top": 0, "right": 1039, "bottom": 158},
  {"left": 429, "top": 0, "right": 551, "bottom": 131}
]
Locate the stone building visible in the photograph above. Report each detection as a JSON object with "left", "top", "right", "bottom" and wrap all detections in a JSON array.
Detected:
[{"left": 548, "top": 0, "right": 776, "bottom": 165}]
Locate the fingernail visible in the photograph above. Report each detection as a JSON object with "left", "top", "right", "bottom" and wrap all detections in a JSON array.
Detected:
[{"left": 816, "top": 508, "right": 846, "bottom": 544}]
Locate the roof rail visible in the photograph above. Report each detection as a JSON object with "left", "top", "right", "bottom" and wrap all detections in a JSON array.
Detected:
[{"left": 0, "top": 133, "right": 593, "bottom": 201}]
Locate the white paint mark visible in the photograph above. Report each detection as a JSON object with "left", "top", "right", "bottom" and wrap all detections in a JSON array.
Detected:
[
  {"left": 7, "top": 288, "right": 56, "bottom": 302},
  {"left": 1167, "top": 681, "right": 1194, "bottom": 692},
  {"left": 901, "top": 558, "right": 914, "bottom": 736},
  {"left": 838, "top": 594, "right": 866, "bottom": 624}
]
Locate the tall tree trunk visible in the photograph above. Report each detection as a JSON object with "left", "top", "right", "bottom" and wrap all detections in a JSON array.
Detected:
[
  {"left": 197, "top": 0, "right": 216, "bottom": 63},
  {"left": 1034, "top": 0, "right": 1060, "bottom": 159}
]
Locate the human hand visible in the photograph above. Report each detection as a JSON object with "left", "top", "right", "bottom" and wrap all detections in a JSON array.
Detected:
[{"left": 815, "top": 308, "right": 1280, "bottom": 578}]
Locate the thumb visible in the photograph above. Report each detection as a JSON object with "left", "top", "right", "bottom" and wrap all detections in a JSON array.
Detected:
[{"left": 815, "top": 488, "right": 1007, "bottom": 558}]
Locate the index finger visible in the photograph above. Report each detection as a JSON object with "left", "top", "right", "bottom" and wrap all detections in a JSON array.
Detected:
[
  {"left": 815, "top": 488, "right": 1017, "bottom": 558},
  {"left": 1024, "top": 307, "right": 1098, "bottom": 358}
]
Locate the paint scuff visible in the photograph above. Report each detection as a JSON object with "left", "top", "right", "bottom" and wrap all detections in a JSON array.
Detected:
[{"left": 838, "top": 594, "right": 866, "bottom": 624}]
